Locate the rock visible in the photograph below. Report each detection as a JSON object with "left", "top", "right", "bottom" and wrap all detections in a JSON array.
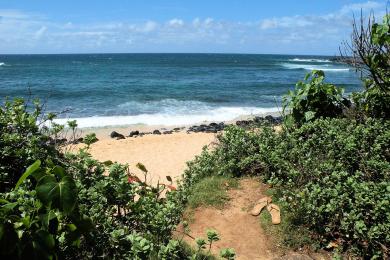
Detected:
[
  {"left": 110, "top": 131, "right": 124, "bottom": 139},
  {"left": 163, "top": 130, "right": 173, "bottom": 134},
  {"left": 206, "top": 129, "right": 218, "bottom": 133},
  {"left": 129, "top": 130, "right": 140, "bottom": 137},
  {"left": 265, "top": 115, "right": 276, "bottom": 123},
  {"left": 254, "top": 116, "right": 264, "bottom": 123},
  {"left": 173, "top": 127, "right": 181, "bottom": 131},
  {"left": 153, "top": 130, "right": 161, "bottom": 135}
]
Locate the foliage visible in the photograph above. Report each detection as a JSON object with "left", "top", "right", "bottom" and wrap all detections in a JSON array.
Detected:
[
  {"left": 283, "top": 70, "right": 348, "bottom": 125},
  {"left": 82, "top": 133, "right": 98, "bottom": 148},
  {"left": 0, "top": 98, "right": 211, "bottom": 259},
  {"left": 0, "top": 160, "right": 92, "bottom": 259},
  {"left": 184, "top": 120, "right": 390, "bottom": 258},
  {"left": 0, "top": 98, "right": 59, "bottom": 192},
  {"left": 341, "top": 13, "right": 390, "bottom": 119},
  {"left": 65, "top": 151, "right": 184, "bottom": 259}
]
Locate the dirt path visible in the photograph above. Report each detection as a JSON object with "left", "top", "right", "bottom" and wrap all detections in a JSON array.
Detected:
[
  {"left": 178, "top": 178, "right": 279, "bottom": 260},
  {"left": 178, "top": 178, "right": 329, "bottom": 260}
]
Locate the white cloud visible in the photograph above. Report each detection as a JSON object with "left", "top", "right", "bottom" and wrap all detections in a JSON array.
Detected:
[
  {"left": 168, "top": 18, "right": 184, "bottom": 27},
  {"left": 34, "top": 26, "right": 47, "bottom": 39},
  {"left": 339, "top": 1, "right": 383, "bottom": 15},
  {"left": 0, "top": 1, "right": 386, "bottom": 54}
]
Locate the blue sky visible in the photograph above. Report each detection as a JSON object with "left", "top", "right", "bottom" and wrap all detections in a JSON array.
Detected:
[{"left": 0, "top": 0, "right": 387, "bottom": 54}]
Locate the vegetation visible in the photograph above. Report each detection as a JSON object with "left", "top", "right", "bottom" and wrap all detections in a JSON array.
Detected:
[
  {"left": 180, "top": 13, "right": 390, "bottom": 258},
  {"left": 1, "top": 11, "right": 389, "bottom": 260},
  {"left": 187, "top": 176, "right": 238, "bottom": 209},
  {"left": 283, "top": 70, "right": 348, "bottom": 126},
  {"left": 341, "top": 13, "right": 390, "bottom": 119}
]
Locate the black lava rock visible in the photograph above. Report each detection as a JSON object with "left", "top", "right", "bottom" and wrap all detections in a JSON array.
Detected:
[
  {"left": 129, "top": 130, "right": 140, "bottom": 137},
  {"left": 110, "top": 131, "right": 125, "bottom": 139},
  {"left": 153, "top": 130, "right": 161, "bottom": 135}
]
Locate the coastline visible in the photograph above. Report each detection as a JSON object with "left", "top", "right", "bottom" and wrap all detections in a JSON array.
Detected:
[
  {"left": 70, "top": 111, "right": 282, "bottom": 186},
  {"left": 75, "top": 111, "right": 282, "bottom": 139}
]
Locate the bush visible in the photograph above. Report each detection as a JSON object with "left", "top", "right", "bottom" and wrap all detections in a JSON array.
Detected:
[
  {"left": 0, "top": 160, "right": 93, "bottom": 259},
  {"left": 282, "top": 70, "right": 348, "bottom": 126},
  {"left": 184, "top": 120, "right": 390, "bottom": 257},
  {"left": 0, "top": 99, "right": 59, "bottom": 192},
  {"left": 0, "top": 98, "right": 193, "bottom": 259},
  {"left": 65, "top": 152, "right": 184, "bottom": 259},
  {"left": 341, "top": 14, "right": 390, "bottom": 119}
]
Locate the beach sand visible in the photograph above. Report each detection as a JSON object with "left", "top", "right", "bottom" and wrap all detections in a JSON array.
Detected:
[
  {"left": 76, "top": 131, "right": 216, "bottom": 185},
  {"left": 71, "top": 112, "right": 281, "bottom": 185}
]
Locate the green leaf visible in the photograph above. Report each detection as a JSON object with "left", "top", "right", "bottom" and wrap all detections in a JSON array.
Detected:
[
  {"left": 304, "top": 111, "right": 316, "bottom": 122},
  {"left": 136, "top": 162, "right": 148, "bottom": 173},
  {"left": 52, "top": 166, "right": 65, "bottom": 179},
  {"left": 36, "top": 175, "right": 77, "bottom": 214},
  {"left": 15, "top": 160, "right": 41, "bottom": 189}
]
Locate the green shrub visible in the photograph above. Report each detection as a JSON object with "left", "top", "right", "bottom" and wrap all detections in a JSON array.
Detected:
[
  {"left": 0, "top": 99, "right": 59, "bottom": 192},
  {"left": 0, "top": 160, "right": 93, "bottom": 259},
  {"left": 0, "top": 98, "right": 195, "bottom": 259},
  {"left": 341, "top": 14, "right": 390, "bottom": 119},
  {"left": 184, "top": 119, "right": 390, "bottom": 257},
  {"left": 282, "top": 70, "right": 348, "bottom": 126},
  {"left": 65, "top": 152, "right": 184, "bottom": 259}
]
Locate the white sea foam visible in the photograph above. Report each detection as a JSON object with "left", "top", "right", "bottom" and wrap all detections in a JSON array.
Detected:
[
  {"left": 0, "top": 62, "right": 6, "bottom": 66},
  {"left": 53, "top": 106, "right": 279, "bottom": 128},
  {"left": 282, "top": 63, "right": 349, "bottom": 72},
  {"left": 288, "top": 58, "right": 331, "bottom": 63}
]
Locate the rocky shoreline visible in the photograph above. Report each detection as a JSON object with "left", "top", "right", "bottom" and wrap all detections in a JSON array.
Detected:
[{"left": 107, "top": 115, "right": 283, "bottom": 140}]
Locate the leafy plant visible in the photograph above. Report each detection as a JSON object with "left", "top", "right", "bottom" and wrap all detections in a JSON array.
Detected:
[
  {"left": 341, "top": 13, "right": 390, "bottom": 119},
  {"left": 220, "top": 248, "right": 236, "bottom": 260},
  {"left": 283, "top": 70, "right": 348, "bottom": 125},
  {"left": 183, "top": 120, "right": 390, "bottom": 258},
  {"left": 0, "top": 160, "right": 92, "bottom": 259}
]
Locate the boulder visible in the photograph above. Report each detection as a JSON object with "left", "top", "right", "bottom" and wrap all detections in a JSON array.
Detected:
[
  {"left": 129, "top": 130, "right": 140, "bottom": 137},
  {"left": 163, "top": 130, "right": 173, "bottom": 134},
  {"left": 110, "top": 131, "right": 125, "bottom": 139},
  {"left": 153, "top": 130, "right": 161, "bottom": 135}
]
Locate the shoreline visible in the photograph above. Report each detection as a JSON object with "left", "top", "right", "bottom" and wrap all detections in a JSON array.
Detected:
[{"left": 74, "top": 111, "right": 282, "bottom": 139}]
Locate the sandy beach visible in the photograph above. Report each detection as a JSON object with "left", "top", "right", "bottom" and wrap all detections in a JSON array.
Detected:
[
  {"left": 72, "top": 113, "right": 281, "bottom": 185},
  {"left": 76, "top": 131, "right": 216, "bottom": 185}
]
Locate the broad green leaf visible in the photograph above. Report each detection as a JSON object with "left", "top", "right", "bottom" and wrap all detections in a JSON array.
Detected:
[
  {"left": 15, "top": 160, "right": 41, "bottom": 189},
  {"left": 36, "top": 175, "right": 77, "bottom": 214}
]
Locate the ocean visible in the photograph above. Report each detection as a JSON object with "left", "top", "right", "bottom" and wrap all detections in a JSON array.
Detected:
[{"left": 0, "top": 53, "right": 362, "bottom": 128}]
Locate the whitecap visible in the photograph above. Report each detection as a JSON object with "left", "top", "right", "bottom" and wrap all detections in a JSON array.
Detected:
[
  {"left": 282, "top": 63, "right": 349, "bottom": 72},
  {"left": 288, "top": 58, "right": 331, "bottom": 63},
  {"left": 52, "top": 106, "right": 279, "bottom": 128}
]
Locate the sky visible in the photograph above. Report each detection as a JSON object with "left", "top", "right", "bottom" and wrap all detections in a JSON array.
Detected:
[{"left": 0, "top": 0, "right": 387, "bottom": 55}]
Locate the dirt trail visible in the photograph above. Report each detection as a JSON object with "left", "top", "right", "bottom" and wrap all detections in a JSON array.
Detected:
[
  {"left": 178, "top": 178, "right": 329, "bottom": 260},
  {"left": 179, "top": 178, "right": 279, "bottom": 260}
]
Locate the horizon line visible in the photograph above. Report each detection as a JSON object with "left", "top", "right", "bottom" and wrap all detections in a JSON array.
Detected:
[{"left": 0, "top": 51, "right": 341, "bottom": 56}]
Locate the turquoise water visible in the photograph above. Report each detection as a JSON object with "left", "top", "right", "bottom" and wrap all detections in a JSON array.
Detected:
[{"left": 0, "top": 54, "right": 362, "bottom": 127}]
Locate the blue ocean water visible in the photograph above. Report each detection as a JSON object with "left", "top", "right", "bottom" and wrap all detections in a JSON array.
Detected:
[{"left": 0, "top": 54, "right": 362, "bottom": 127}]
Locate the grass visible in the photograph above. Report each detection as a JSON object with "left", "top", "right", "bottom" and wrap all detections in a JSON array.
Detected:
[{"left": 187, "top": 176, "right": 239, "bottom": 209}]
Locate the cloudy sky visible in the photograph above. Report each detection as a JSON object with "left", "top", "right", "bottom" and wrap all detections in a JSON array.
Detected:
[{"left": 0, "top": 0, "right": 387, "bottom": 55}]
